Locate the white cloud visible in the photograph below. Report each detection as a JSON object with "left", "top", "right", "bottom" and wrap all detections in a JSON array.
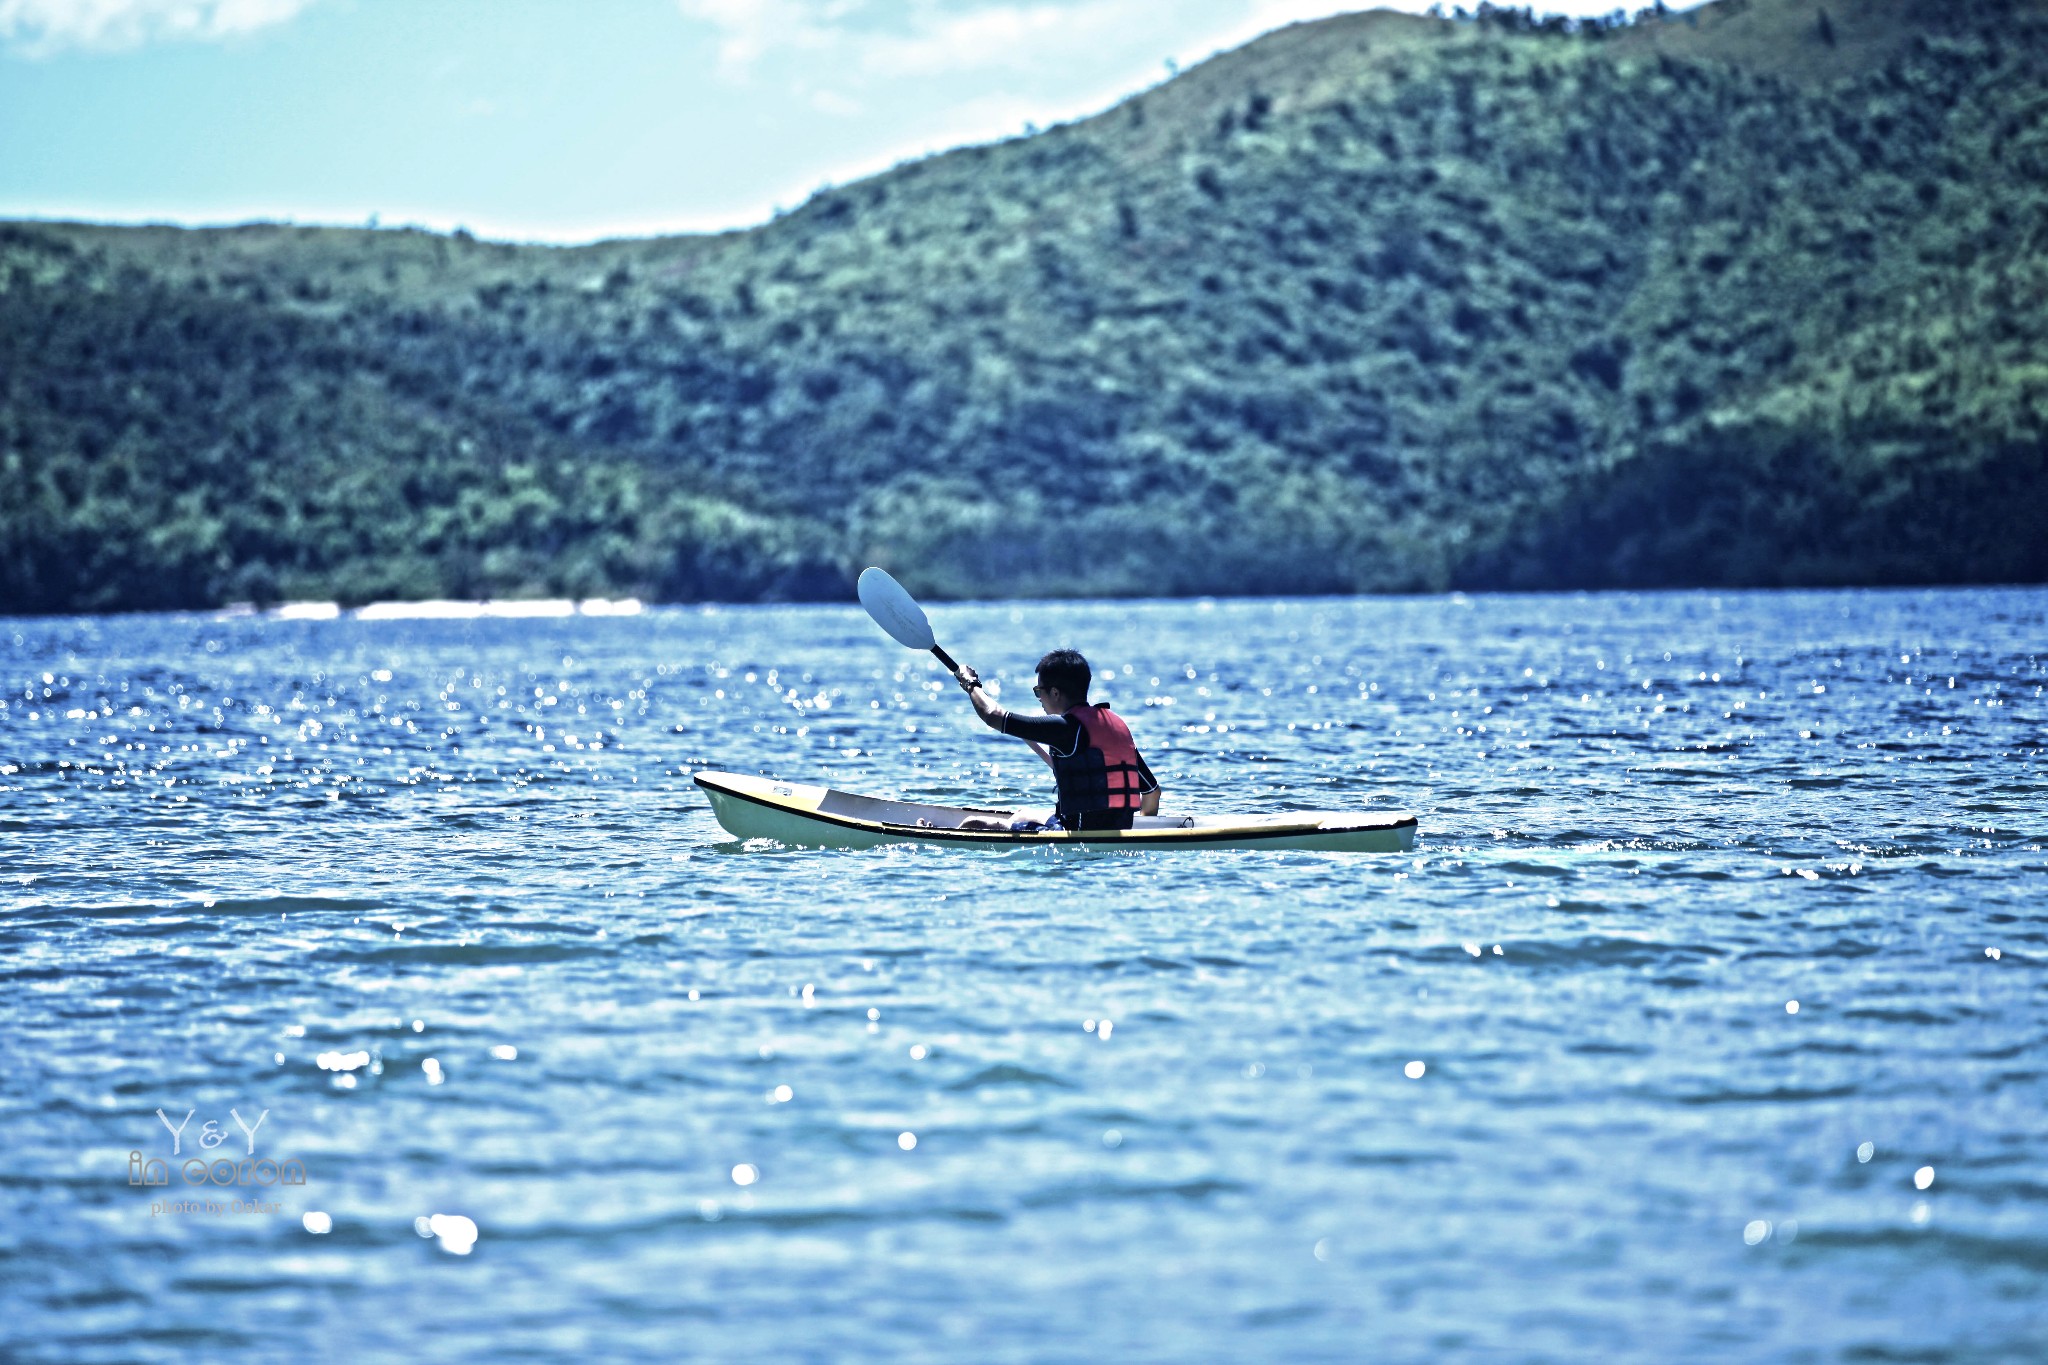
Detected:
[
  {"left": 855, "top": 3, "right": 1084, "bottom": 78},
  {"left": 0, "top": 0, "right": 317, "bottom": 56},
  {"left": 676, "top": 0, "right": 1190, "bottom": 83},
  {"left": 808, "top": 88, "right": 864, "bottom": 117},
  {"left": 676, "top": 0, "right": 849, "bottom": 79}
]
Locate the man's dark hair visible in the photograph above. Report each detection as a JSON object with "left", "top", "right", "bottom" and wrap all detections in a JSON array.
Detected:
[{"left": 1035, "top": 649, "right": 1091, "bottom": 702}]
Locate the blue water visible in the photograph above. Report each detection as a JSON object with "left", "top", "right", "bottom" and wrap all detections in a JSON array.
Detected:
[{"left": 2, "top": 588, "right": 2044, "bottom": 1362}]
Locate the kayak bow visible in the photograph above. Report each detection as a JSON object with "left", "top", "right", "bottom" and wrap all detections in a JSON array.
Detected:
[{"left": 694, "top": 770, "right": 1417, "bottom": 852}]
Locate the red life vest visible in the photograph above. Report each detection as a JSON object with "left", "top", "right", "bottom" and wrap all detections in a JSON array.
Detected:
[{"left": 1051, "top": 704, "right": 1147, "bottom": 819}]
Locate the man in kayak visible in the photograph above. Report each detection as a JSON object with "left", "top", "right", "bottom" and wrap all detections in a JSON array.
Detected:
[{"left": 954, "top": 648, "right": 1162, "bottom": 831}]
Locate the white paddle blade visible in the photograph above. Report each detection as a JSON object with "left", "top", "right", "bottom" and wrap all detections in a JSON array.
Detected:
[{"left": 857, "top": 566, "right": 936, "bottom": 651}]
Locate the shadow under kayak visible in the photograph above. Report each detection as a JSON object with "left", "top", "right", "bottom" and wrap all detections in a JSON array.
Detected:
[{"left": 695, "top": 770, "right": 1418, "bottom": 852}]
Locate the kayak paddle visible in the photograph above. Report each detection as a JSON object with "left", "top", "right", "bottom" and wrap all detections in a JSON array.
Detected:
[
  {"left": 858, "top": 566, "right": 966, "bottom": 676},
  {"left": 856, "top": 566, "right": 1052, "bottom": 771}
]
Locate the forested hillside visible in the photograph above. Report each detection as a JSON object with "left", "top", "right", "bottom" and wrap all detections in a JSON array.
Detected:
[{"left": 3, "top": 0, "right": 2045, "bottom": 612}]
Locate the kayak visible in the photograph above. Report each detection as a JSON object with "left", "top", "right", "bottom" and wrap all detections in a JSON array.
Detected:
[{"left": 694, "top": 770, "right": 1418, "bottom": 852}]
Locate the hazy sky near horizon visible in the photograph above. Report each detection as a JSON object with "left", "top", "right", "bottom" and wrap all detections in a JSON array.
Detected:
[{"left": 1, "top": 0, "right": 1709, "bottom": 243}]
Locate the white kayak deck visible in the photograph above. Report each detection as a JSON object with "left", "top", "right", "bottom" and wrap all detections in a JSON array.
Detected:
[{"left": 695, "top": 770, "right": 1418, "bottom": 852}]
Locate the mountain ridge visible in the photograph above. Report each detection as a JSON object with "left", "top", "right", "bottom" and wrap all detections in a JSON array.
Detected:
[{"left": 4, "top": 0, "right": 2045, "bottom": 611}]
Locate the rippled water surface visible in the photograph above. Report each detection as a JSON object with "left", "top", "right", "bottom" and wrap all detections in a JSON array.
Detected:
[{"left": 3, "top": 588, "right": 2044, "bottom": 1362}]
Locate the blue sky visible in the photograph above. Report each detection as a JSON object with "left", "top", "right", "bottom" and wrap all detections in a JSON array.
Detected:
[{"left": 0, "top": 0, "right": 1708, "bottom": 243}]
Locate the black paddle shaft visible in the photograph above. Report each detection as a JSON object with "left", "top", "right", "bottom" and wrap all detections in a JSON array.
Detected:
[{"left": 929, "top": 644, "right": 963, "bottom": 676}]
